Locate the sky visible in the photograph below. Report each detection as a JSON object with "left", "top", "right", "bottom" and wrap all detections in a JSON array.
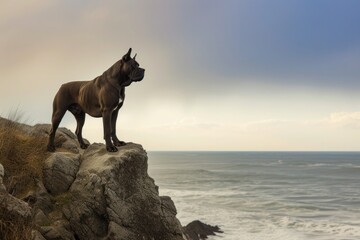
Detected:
[{"left": 1, "top": 0, "right": 359, "bottom": 151}]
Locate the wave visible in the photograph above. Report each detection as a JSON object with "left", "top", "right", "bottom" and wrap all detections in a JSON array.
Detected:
[
  {"left": 276, "top": 216, "right": 360, "bottom": 238},
  {"left": 161, "top": 187, "right": 360, "bottom": 239},
  {"left": 308, "top": 162, "right": 360, "bottom": 166},
  {"left": 171, "top": 195, "right": 357, "bottom": 240},
  {"left": 306, "top": 163, "right": 330, "bottom": 167},
  {"left": 159, "top": 188, "right": 246, "bottom": 199},
  {"left": 176, "top": 199, "right": 360, "bottom": 240},
  {"left": 149, "top": 152, "right": 360, "bottom": 239}
]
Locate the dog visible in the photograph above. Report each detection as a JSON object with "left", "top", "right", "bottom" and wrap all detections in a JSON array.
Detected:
[{"left": 47, "top": 48, "right": 145, "bottom": 152}]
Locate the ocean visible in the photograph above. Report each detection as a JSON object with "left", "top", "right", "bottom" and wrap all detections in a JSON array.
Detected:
[{"left": 147, "top": 152, "right": 360, "bottom": 240}]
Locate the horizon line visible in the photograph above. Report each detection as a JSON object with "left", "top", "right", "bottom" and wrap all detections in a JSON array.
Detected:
[{"left": 147, "top": 150, "right": 360, "bottom": 153}]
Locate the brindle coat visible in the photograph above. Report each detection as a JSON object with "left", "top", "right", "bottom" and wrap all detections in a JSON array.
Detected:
[{"left": 47, "top": 48, "right": 145, "bottom": 152}]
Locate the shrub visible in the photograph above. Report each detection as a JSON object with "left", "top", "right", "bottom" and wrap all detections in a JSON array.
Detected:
[
  {"left": 0, "top": 117, "right": 48, "bottom": 197},
  {"left": 0, "top": 111, "right": 49, "bottom": 239},
  {"left": 0, "top": 211, "right": 32, "bottom": 240}
]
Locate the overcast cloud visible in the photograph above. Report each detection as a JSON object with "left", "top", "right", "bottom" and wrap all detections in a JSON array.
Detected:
[{"left": 1, "top": 1, "right": 359, "bottom": 150}]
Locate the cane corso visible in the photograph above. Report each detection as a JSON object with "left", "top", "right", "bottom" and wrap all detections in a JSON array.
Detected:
[{"left": 47, "top": 48, "right": 145, "bottom": 152}]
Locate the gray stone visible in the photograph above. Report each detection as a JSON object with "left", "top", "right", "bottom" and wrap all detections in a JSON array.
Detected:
[
  {"left": 0, "top": 188, "right": 31, "bottom": 220},
  {"left": 182, "top": 220, "right": 223, "bottom": 240},
  {"left": 0, "top": 163, "right": 4, "bottom": 178},
  {"left": 31, "top": 230, "right": 47, "bottom": 240},
  {"left": 30, "top": 123, "right": 87, "bottom": 153},
  {"left": 40, "top": 225, "right": 76, "bottom": 240},
  {"left": 160, "top": 196, "right": 183, "bottom": 235},
  {"left": 63, "top": 143, "right": 184, "bottom": 240},
  {"left": 34, "top": 209, "right": 50, "bottom": 226},
  {"left": 43, "top": 152, "right": 81, "bottom": 195},
  {"left": 33, "top": 178, "right": 53, "bottom": 215},
  {"left": 0, "top": 117, "right": 185, "bottom": 240},
  {"left": 0, "top": 163, "right": 5, "bottom": 191}
]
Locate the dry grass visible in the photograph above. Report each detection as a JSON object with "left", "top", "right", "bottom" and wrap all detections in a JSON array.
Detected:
[
  {"left": 0, "top": 118, "right": 49, "bottom": 197},
  {"left": 0, "top": 112, "right": 49, "bottom": 240},
  {"left": 0, "top": 213, "right": 32, "bottom": 240}
]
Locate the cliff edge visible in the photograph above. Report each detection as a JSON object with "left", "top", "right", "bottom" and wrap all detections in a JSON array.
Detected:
[{"left": 0, "top": 117, "right": 183, "bottom": 240}]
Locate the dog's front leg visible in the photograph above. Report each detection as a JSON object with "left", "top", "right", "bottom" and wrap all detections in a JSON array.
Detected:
[
  {"left": 102, "top": 108, "right": 118, "bottom": 152},
  {"left": 111, "top": 104, "right": 126, "bottom": 147}
]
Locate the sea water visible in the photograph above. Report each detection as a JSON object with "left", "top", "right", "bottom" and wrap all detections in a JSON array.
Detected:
[{"left": 147, "top": 152, "right": 360, "bottom": 240}]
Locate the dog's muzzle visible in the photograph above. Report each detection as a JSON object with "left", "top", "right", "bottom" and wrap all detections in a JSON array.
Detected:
[{"left": 130, "top": 68, "right": 145, "bottom": 82}]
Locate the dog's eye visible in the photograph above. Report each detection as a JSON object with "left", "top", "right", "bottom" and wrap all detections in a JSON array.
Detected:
[{"left": 132, "top": 62, "right": 139, "bottom": 68}]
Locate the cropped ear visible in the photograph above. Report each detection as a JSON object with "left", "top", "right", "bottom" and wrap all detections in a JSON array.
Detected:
[{"left": 122, "top": 48, "right": 132, "bottom": 61}]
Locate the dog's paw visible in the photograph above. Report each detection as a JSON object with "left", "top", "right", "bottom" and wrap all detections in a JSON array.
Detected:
[
  {"left": 47, "top": 144, "right": 56, "bottom": 152},
  {"left": 80, "top": 143, "right": 89, "bottom": 149},
  {"left": 113, "top": 140, "right": 126, "bottom": 147},
  {"left": 106, "top": 145, "right": 118, "bottom": 152}
]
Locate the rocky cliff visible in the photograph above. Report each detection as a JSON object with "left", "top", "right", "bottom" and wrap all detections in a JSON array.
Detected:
[{"left": 0, "top": 118, "right": 184, "bottom": 240}]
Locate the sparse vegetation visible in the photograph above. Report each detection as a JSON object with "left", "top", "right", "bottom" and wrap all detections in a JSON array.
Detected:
[
  {"left": 0, "top": 111, "right": 49, "bottom": 240},
  {"left": 0, "top": 114, "right": 49, "bottom": 197},
  {"left": 0, "top": 212, "right": 32, "bottom": 240}
]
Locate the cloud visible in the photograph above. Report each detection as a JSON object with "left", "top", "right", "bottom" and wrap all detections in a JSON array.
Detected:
[
  {"left": 57, "top": 109, "right": 360, "bottom": 151},
  {"left": 1, "top": 1, "right": 360, "bottom": 150},
  {"left": 2, "top": 1, "right": 360, "bottom": 100},
  {"left": 151, "top": 118, "right": 221, "bottom": 131},
  {"left": 319, "top": 112, "right": 360, "bottom": 129},
  {"left": 0, "top": 1, "right": 53, "bottom": 23},
  {"left": 238, "top": 112, "right": 360, "bottom": 131}
]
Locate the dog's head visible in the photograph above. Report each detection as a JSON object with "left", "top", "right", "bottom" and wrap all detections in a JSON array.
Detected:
[{"left": 119, "top": 48, "right": 145, "bottom": 86}]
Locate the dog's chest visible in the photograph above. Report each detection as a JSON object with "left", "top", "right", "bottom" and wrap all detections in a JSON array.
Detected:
[
  {"left": 118, "top": 88, "right": 125, "bottom": 105},
  {"left": 113, "top": 97, "right": 123, "bottom": 111}
]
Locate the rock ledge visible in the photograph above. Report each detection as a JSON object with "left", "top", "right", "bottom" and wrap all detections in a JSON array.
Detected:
[{"left": 0, "top": 121, "right": 184, "bottom": 240}]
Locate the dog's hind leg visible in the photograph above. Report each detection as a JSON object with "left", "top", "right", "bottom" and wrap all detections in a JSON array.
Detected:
[
  {"left": 47, "top": 107, "right": 67, "bottom": 152},
  {"left": 69, "top": 105, "right": 89, "bottom": 149},
  {"left": 75, "top": 112, "right": 89, "bottom": 149}
]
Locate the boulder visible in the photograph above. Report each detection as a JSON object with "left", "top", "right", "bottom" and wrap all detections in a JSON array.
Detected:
[
  {"left": 0, "top": 163, "right": 5, "bottom": 191},
  {"left": 183, "top": 220, "right": 223, "bottom": 240},
  {"left": 62, "top": 143, "right": 184, "bottom": 240},
  {"left": 0, "top": 118, "right": 187, "bottom": 240},
  {"left": 39, "top": 220, "right": 75, "bottom": 240},
  {"left": 32, "top": 230, "right": 47, "bottom": 240},
  {"left": 0, "top": 187, "right": 32, "bottom": 220},
  {"left": 43, "top": 152, "right": 81, "bottom": 195},
  {"left": 0, "top": 163, "right": 31, "bottom": 220}
]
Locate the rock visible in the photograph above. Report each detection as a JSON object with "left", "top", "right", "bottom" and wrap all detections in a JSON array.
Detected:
[
  {"left": 0, "top": 163, "right": 4, "bottom": 178},
  {"left": 0, "top": 185, "right": 32, "bottom": 221},
  {"left": 161, "top": 196, "right": 183, "bottom": 233},
  {"left": 29, "top": 123, "right": 88, "bottom": 153},
  {"left": 40, "top": 224, "right": 76, "bottom": 240},
  {"left": 43, "top": 152, "right": 81, "bottom": 195},
  {"left": 55, "top": 127, "right": 82, "bottom": 153},
  {"left": 0, "top": 159, "right": 32, "bottom": 240},
  {"left": 34, "top": 209, "right": 50, "bottom": 226},
  {"left": 0, "top": 163, "right": 5, "bottom": 191},
  {"left": 63, "top": 143, "right": 184, "bottom": 240},
  {"left": 54, "top": 127, "right": 89, "bottom": 153},
  {"left": 0, "top": 118, "right": 186, "bottom": 240},
  {"left": 183, "top": 220, "right": 223, "bottom": 240},
  {"left": 33, "top": 178, "right": 54, "bottom": 215},
  {"left": 0, "top": 164, "right": 31, "bottom": 221},
  {"left": 32, "top": 230, "right": 47, "bottom": 240}
]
